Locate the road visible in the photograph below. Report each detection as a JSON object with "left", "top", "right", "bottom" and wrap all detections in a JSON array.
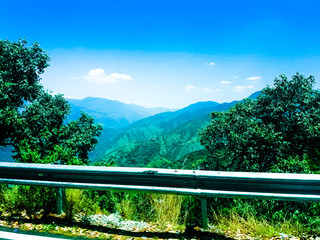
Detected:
[{"left": 0, "top": 230, "right": 70, "bottom": 240}]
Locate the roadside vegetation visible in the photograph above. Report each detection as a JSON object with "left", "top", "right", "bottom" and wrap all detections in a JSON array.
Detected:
[
  {"left": 2, "top": 187, "right": 320, "bottom": 239},
  {"left": 1, "top": 39, "right": 320, "bottom": 239}
]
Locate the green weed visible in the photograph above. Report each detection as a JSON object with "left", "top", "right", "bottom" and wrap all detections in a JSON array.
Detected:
[
  {"left": 211, "top": 209, "right": 302, "bottom": 238},
  {"left": 66, "top": 189, "right": 102, "bottom": 218},
  {"left": 150, "top": 194, "right": 183, "bottom": 225}
]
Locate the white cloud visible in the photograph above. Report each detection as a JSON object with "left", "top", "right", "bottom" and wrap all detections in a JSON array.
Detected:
[
  {"left": 86, "top": 68, "right": 132, "bottom": 83},
  {"left": 185, "top": 85, "right": 195, "bottom": 91},
  {"left": 70, "top": 76, "right": 77, "bottom": 80},
  {"left": 232, "top": 85, "right": 255, "bottom": 92},
  {"left": 202, "top": 87, "right": 221, "bottom": 92},
  {"left": 108, "top": 73, "right": 132, "bottom": 81},
  {"left": 246, "top": 76, "right": 262, "bottom": 81},
  {"left": 221, "top": 80, "right": 231, "bottom": 84},
  {"left": 209, "top": 62, "right": 215, "bottom": 66},
  {"left": 234, "top": 75, "right": 239, "bottom": 79}
]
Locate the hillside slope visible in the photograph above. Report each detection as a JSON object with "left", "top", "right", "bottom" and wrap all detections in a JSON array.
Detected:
[
  {"left": 0, "top": 97, "right": 170, "bottom": 162},
  {"left": 94, "top": 91, "right": 261, "bottom": 167},
  {"left": 94, "top": 101, "right": 237, "bottom": 166}
]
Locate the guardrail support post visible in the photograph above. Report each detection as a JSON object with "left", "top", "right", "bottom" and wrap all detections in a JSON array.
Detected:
[
  {"left": 199, "top": 164, "right": 209, "bottom": 229},
  {"left": 53, "top": 160, "right": 66, "bottom": 215},
  {"left": 201, "top": 197, "right": 208, "bottom": 229}
]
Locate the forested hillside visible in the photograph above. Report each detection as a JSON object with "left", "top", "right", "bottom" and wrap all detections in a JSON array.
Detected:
[
  {"left": 93, "top": 93, "right": 259, "bottom": 167},
  {"left": 0, "top": 96, "right": 170, "bottom": 162},
  {"left": 0, "top": 90, "right": 259, "bottom": 164}
]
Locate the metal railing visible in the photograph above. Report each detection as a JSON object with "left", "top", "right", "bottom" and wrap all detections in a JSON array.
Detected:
[{"left": 1, "top": 162, "right": 320, "bottom": 228}]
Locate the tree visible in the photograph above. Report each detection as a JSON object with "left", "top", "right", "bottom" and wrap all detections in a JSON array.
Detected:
[
  {"left": 61, "top": 112, "right": 103, "bottom": 164},
  {"left": 13, "top": 92, "right": 70, "bottom": 163},
  {"left": 200, "top": 73, "right": 320, "bottom": 172},
  {"left": 12, "top": 88, "right": 102, "bottom": 166},
  {"left": 0, "top": 39, "right": 102, "bottom": 218},
  {"left": 0, "top": 39, "right": 49, "bottom": 145},
  {"left": 0, "top": 39, "right": 102, "bottom": 165},
  {"left": 13, "top": 92, "right": 101, "bottom": 165}
]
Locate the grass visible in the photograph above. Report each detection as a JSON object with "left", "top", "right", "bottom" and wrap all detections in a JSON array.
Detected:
[
  {"left": 211, "top": 209, "right": 303, "bottom": 239},
  {"left": 150, "top": 194, "right": 183, "bottom": 226},
  {"left": 0, "top": 185, "right": 319, "bottom": 239},
  {"left": 111, "top": 192, "right": 184, "bottom": 227},
  {"left": 66, "top": 189, "right": 103, "bottom": 218},
  {"left": 114, "top": 193, "right": 137, "bottom": 220}
]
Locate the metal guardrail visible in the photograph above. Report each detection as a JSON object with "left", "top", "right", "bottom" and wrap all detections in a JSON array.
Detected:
[
  {"left": 1, "top": 162, "right": 320, "bottom": 228},
  {"left": 1, "top": 162, "right": 320, "bottom": 201}
]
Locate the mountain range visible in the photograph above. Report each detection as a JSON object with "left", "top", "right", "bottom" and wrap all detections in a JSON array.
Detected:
[
  {"left": 0, "top": 97, "right": 170, "bottom": 163},
  {"left": 0, "top": 92, "right": 260, "bottom": 166},
  {"left": 67, "top": 97, "right": 171, "bottom": 128},
  {"left": 92, "top": 100, "right": 238, "bottom": 167},
  {"left": 91, "top": 91, "right": 260, "bottom": 168}
]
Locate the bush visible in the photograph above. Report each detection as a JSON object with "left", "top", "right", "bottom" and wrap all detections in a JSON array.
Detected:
[{"left": 0, "top": 185, "right": 56, "bottom": 218}]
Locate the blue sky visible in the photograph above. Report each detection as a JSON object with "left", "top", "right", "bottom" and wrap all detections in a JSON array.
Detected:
[{"left": 1, "top": 0, "right": 320, "bottom": 108}]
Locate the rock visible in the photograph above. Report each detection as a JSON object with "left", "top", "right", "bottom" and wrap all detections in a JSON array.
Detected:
[{"left": 85, "top": 213, "right": 148, "bottom": 231}]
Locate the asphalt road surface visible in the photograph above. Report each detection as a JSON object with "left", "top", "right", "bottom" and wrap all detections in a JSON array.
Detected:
[{"left": 0, "top": 230, "right": 71, "bottom": 240}]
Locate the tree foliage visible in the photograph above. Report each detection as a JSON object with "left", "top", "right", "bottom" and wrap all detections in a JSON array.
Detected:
[
  {"left": 200, "top": 73, "right": 320, "bottom": 172},
  {"left": 0, "top": 39, "right": 102, "bottom": 165},
  {"left": 0, "top": 39, "right": 49, "bottom": 145}
]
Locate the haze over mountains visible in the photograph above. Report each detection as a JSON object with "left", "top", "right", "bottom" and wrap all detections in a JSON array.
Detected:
[
  {"left": 0, "top": 92, "right": 260, "bottom": 165},
  {"left": 67, "top": 97, "right": 171, "bottom": 128}
]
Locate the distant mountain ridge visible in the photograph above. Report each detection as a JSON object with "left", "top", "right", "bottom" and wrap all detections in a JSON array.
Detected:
[
  {"left": 93, "top": 91, "right": 261, "bottom": 167},
  {"left": 0, "top": 97, "right": 171, "bottom": 162},
  {"left": 67, "top": 97, "right": 171, "bottom": 128},
  {"left": 92, "top": 100, "right": 237, "bottom": 165},
  {"left": 0, "top": 92, "right": 261, "bottom": 164}
]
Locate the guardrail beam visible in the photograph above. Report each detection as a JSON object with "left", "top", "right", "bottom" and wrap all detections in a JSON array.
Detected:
[{"left": 1, "top": 162, "right": 320, "bottom": 228}]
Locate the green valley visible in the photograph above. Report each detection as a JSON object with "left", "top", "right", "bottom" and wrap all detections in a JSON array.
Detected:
[{"left": 92, "top": 96, "right": 259, "bottom": 168}]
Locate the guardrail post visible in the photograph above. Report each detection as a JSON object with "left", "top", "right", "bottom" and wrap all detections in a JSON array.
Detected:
[
  {"left": 52, "top": 160, "right": 66, "bottom": 214},
  {"left": 200, "top": 197, "right": 208, "bottom": 229},
  {"left": 198, "top": 164, "right": 208, "bottom": 229}
]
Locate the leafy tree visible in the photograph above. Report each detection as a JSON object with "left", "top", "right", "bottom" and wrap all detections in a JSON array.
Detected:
[
  {"left": 62, "top": 112, "right": 103, "bottom": 164},
  {"left": 200, "top": 73, "right": 320, "bottom": 235},
  {"left": 0, "top": 39, "right": 102, "bottom": 165},
  {"left": 13, "top": 92, "right": 102, "bottom": 165},
  {"left": 0, "top": 39, "right": 49, "bottom": 145},
  {"left": 200, "top": 73, "right": 320, "bottom": 172}
]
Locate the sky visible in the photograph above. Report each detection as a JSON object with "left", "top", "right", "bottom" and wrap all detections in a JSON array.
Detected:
[{"left": 1, "top": 0, "right": 320, "bottom": 108}]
